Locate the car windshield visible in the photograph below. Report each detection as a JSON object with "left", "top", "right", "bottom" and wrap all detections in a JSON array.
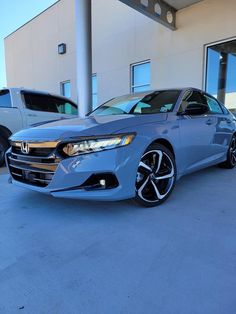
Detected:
[{"left": 90, "top": 90, "right": 181, "bottom": 116}]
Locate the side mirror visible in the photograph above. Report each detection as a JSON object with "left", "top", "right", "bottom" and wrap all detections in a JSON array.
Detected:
[{"left": 180, "top": 103, "right": 208, "bottom": 116}]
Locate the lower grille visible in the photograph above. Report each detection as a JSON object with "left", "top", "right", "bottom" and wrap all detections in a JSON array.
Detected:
[{"left": 7, "top": 151, "right": 60, "bottom": 187}]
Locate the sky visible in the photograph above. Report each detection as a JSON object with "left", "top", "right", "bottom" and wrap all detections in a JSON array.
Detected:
[{"left": 0, "top": 0, "right": 57, "bottom": 88}]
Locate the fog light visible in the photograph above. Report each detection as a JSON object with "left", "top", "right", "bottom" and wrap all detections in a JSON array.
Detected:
[{"left": 99, "top": 179, "right": 106, "bottom": 187}]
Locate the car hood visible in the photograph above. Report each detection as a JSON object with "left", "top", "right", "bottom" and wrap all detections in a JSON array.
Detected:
[{"left": 11, "top": 114, "right": 167, "bottom": 141}]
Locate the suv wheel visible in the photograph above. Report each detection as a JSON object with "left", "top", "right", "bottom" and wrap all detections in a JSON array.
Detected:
[{"left": 0, "top": 136, "right": 9, "bottom": 167}]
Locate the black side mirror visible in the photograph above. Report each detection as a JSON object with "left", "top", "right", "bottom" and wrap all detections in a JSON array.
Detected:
[{"left": 180, "top": 103, "right": 208, "bottom": 116}]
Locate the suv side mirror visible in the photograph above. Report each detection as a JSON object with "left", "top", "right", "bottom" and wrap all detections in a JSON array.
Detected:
[{"left": 180, "top": 103, "right": 208, "bottom": 116}]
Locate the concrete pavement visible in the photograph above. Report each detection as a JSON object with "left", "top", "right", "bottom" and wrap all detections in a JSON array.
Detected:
[{"left": 0, "top": 166, "right": 236, "bottom": 314}]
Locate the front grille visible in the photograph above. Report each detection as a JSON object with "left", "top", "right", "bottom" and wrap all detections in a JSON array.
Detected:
[
  {"left": 7, "top": 141, "right": 61, "bottom": 187},
  {"left": 12, "top": 146, "right": 53, "bottom": 157}
]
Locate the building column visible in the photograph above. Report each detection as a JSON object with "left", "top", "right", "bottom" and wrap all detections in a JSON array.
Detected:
[
  {"left": 217, "top": 52, "right": 228, "bottom": 104},
  {"left": 75, "top": 0, "right": 92, "bottom": 117}
]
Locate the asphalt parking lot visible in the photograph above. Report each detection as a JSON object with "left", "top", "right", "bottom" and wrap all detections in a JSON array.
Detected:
[{"left": 1, "top": 166, "right": 236, "bottom": 314}]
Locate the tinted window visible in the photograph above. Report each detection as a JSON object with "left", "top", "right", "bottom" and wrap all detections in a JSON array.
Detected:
[
  {"left": 54, "top": 98, "right": 77, "bottom": 115},
  {"left": 23, "top": 93, "right": 77, "bottom": 115},
  {"left": 0, "top": 90, "right": 11, "bottom": 108},
  {"left": 179, "top": 90, "right": 204, "bottom": 112},
  {"left": 132, "top": 90, "right": 180, "bottom": 114},
  {"left": 203, "top": 94, "right": 223, "bottom": 114}
]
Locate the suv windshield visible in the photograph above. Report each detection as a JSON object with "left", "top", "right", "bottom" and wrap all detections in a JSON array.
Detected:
[{"left": 91, "top": 90, "right": 180, "bottom": 116}]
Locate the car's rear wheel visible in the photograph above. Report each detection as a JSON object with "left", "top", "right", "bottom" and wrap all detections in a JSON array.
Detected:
[
  {"left": 134, "top": 144, "right": 176, "bottom": 207},
  {"left": 219, "top": 134, "right": 236, "bottom": 169},
  {"left": 0, "top": 136, "right": 9, "bottom": 167}
]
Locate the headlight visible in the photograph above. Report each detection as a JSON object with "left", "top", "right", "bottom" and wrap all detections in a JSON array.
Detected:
[{"left": 61, "top": 133, "right": 135, "bottom": 157}]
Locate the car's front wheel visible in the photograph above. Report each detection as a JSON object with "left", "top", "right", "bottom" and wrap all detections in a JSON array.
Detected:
[{"left": 134, "top": 144, "right": 176, "bottom": 207}]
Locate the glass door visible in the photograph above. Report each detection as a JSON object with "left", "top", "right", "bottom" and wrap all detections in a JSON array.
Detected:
[{"left": 205, "top": 39, "right": 236, "bottom": 114}]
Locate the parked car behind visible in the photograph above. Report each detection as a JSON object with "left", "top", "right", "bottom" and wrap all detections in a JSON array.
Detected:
[
  {"left": 0, "top": 88, "right": 78, "bottom": 166},
  {"left": 6, "top": 88, "right": 236, "bottom": 207}
]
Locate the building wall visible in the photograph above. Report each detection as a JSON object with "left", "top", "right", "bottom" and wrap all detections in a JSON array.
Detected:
[
  {"left": 5, "top": 0, "right": 77, "bottom": 100},
  {"left": 5, "top": 0, "right": 236, "bottom": 105}
]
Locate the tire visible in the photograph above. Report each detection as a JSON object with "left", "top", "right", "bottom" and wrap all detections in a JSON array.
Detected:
[
  {"left": 0, "top": 136, "right": 9, "bottom": 167},
  {"left": 219, "top": 134, "right": 236, "bottom": 169},
  {"left": 134, "top": 144, "right": 177, "bottom": 207}
]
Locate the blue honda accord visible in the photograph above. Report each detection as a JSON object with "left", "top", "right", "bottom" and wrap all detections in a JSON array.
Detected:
[{"left": 6, "top": 88, "right": 236, "bottom": 207}]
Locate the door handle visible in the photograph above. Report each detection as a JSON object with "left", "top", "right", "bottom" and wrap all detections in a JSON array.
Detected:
[
  {"left": 222, "top": 117, "right": 232, "bottom": 124},
  {"left": 206, "top": 118, "right": 214, "bottom": 125},
  {"left": 27, "top": 113, "right": 37, "bottom": 117}
]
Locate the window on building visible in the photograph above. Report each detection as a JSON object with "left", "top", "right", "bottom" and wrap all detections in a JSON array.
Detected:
[
  {"left": 61, "top": 81, "right": 71, "bottom": 98},
  {"left": 0, "top": 90, "right": 11, "bottom": 108},
  {"left": 92, "top": 74, "right": 98, "bottom": 109},
  {"left": 131, "top": 61, "right": 151, "bottom": 93},
  {"left": 205, "top": 39, "right": 236, "bottom": 113},
  {"left": 23, "top": 93, "right": 77, "bottom": 115}
]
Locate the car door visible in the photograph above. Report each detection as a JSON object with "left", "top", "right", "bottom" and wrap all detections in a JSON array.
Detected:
[
  {"left": 202, "top": 93, "right": 234, "bottom": 156},
  {"left": 177, "top": 90, "right": 217, "bottom": 173},
  {"left": 22, "top": 92, "right": 78, "bottom": 126}
]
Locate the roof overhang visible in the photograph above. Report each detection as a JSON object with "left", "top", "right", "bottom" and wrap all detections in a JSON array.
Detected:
[
  {"left": 165, "top": 0, "right": 202, "bottom": 10},
  {"left": 118, "top": 0, "right": 203, "bottom": 30}
]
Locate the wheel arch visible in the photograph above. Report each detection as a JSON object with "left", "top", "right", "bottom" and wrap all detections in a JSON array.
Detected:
[
  {"left": 0, "top": 125, "right": 12, "bottom": 142},
  {"left": 148, "top": 138, "right": 175, "bottom": 159}
]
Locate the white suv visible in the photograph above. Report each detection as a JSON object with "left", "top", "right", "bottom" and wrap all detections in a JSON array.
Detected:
[{"left": 0, "top": 88, "right": 78, "bottom": 166}]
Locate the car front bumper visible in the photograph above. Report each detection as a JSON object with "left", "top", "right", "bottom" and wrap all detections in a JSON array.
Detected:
[{"left": 7, "top": 144, "right": 142, "bottom": 201}]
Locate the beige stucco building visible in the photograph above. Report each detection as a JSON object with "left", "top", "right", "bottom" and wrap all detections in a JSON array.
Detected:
[{"left": 4, "top": 0, "right": 236, "bottom": 111}]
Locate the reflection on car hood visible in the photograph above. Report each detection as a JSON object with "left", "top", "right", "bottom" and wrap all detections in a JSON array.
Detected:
[{"left": 11, "top": 114, "right": 167, "bottom": 141}]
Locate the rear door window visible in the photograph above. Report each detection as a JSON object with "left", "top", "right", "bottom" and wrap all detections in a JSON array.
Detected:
[
  {"left": 202, "top": 94, "right": 223, "bottom": 114},
  {"left": 24, "top": 93, "right": 57, "bottom": 112},
  {"left": 23, "top": 93, "right": 77, "bottom": 115},
  {"left": 0, "top": 90, "right": 11, "bottom": 108}
]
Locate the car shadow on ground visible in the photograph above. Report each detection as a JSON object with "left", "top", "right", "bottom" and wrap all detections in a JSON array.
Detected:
[{"left": 2, "top": 164, "right": 234, "bottom": 219}]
